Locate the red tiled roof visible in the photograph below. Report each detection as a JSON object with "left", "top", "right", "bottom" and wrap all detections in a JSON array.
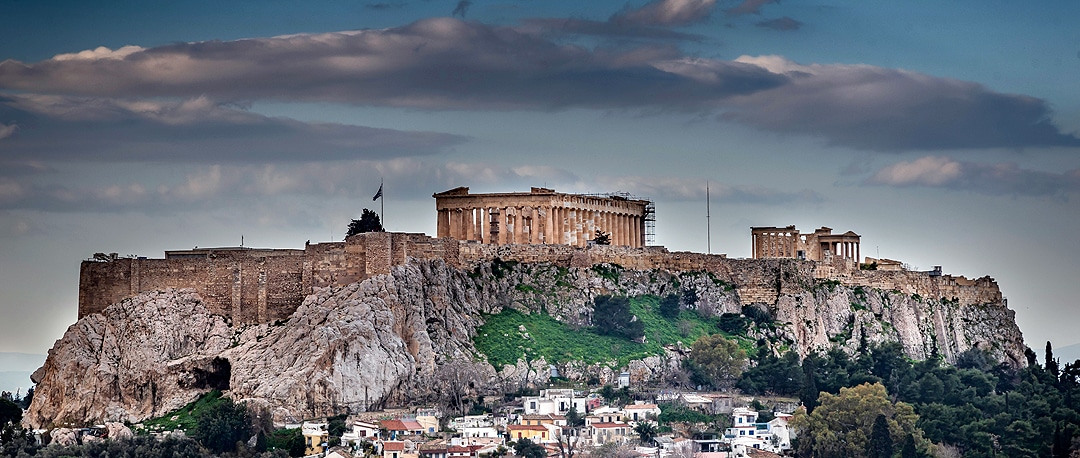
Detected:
[
  {"left": 381, "top": 420, "right": 409, "bottom": 431},
  {"left": 403, "top": 420, "right": 424, "bottom": 430},
  {"left": 448, "top": 446, "right": 471, "bottom": 453},
  {"left": 508, "top": 425, "right": 549, "bottom": 431},
  {"left": 383, "top": 442, "right": 406, "bottom": 452}
]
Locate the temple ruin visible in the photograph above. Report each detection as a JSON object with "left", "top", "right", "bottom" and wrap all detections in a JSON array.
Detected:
[
  {"left": 433, "top": 187, "right": 653, "bottom": 248},
  {"left": 751, "top": 225, "right": 861, "bottom": 263}
]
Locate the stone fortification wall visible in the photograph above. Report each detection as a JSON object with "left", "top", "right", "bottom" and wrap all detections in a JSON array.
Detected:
[
  {"left": 80, "top": 232, "right": 1004, "bottom": 323},
  {"left": 78, "top": 232, "right": 456, "bottom": 323}
]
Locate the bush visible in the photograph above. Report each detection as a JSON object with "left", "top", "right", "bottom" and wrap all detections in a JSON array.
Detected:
[
  {"left": 659, "top": 293, "right": 681, "bottom": 318},
  {"left": 717, "top": 313, "right": 748, "bottom": 335},
  {"left": 267, "top": 428, "right": 306, "bottom": 457},
  {"left": 593, "top": 295, "right": 644, "bottom": 341},
  {"left": 191, "top": 396, "right": 252, "bottom": 454}
]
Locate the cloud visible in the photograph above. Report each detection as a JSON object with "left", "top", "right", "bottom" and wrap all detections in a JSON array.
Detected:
[
  {"left": 2, "top": 23, "right": 1077, "bottom": 151},
  {"left": 865, "top": 156, "right": 1080, "bottom": 197},
  {"left": 582, "top": 175, "right": 823, "bottom": 204},
  {"left": 365, "top": 2, "right": 406, "bottom": 10},
  {"left": 722, "top": 55, "right": 1080, "bottom": 151},
  {"left": 724, "top": 0, "right": 777, "bottom": 16},
  {"left": 0, "top": 18, "right": 782, "bottom": 110},
  {"left": 0, "top": 158, "right": 823, "bottom": 213},
  {"left": 0, "top": 122, "right": 15, "bottom": 140},
  {"left": 0, "top": 94, "right": 466, "bottom": 163},
  {"left": 519, "top": 18, "right": 705, "bottom": 41},
  {"left": 614, "top": 0, "right": 717, "bottom": 27},
  {"left": 756, "top": 16, "right": 802, "bottom": 31},
  {"left": 523, "top": 0, "right": 715, "bottom": 40}
]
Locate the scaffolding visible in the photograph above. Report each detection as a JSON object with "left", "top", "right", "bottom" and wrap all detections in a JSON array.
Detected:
[{"left": 583, "top": 191, "right": 656, "bottom": 246}]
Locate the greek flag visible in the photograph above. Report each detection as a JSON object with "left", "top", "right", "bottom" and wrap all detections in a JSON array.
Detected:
[{"left": 372, "top": 184, "right": 383, "bottom": 201}]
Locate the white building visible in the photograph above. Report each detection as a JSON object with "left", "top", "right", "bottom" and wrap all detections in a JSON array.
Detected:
[{"left": 522, "top": 389, "right": 587, "bottom": 416}]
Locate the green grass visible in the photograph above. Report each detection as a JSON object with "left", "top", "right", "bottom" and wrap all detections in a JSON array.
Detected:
[
  {"left": 474, "top": 295, "right": 752, "bottom": 369},
  {"left": 140, "top": 390, "right": 227, "bottom": 432}
]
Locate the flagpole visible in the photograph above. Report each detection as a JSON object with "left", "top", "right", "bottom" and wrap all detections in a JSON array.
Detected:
[
  {"left": 706, "top": 181, "right": 711, "bottom": 255},
  {"left": 379, "top": 178, "right": 384, "bottom": 230}
]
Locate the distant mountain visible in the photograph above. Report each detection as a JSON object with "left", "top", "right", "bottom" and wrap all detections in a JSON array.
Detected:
[
  {"left": 0, "top": 352, "right": 45, "bottom": 395},
  {"left": 1054, "top": 342, "right": 1080, "bottom": 365}
]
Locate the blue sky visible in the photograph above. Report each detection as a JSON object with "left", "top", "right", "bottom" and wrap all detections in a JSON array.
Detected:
[{"left": 1, "top": 0, "right": 1079, "bottom": 362}]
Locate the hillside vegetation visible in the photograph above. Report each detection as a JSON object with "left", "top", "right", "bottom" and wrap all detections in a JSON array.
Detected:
[{"left": 474, "top": 294, "right": 752, "bottom": 368}]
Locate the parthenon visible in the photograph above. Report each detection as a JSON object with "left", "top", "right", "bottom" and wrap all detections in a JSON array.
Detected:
[
  {"left": 751, "top": 225, "right": 861, "bottom": 263},
  {"left": 433, "top": 187, "right": 651, "bottom": 248}
]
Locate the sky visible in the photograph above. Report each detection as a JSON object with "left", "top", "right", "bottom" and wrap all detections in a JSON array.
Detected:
[{"left": 1, "top": 0, "right": 1079, "bottom": 363}]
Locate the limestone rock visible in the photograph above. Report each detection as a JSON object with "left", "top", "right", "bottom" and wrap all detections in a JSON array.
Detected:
[{"left": 27, "top": 257, "right": 1026, "bottom": 428}]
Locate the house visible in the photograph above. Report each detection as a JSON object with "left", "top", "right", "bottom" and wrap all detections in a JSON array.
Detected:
[
  {"left": 623, "top": 402, "right": 661, "bottom": 423},
  {"left": 382, "top": 441, "right": 407, "bottom": 458},
  {"left": 522, "top": 389, "right": 587, "bottom": 416},
  {"left": 342, "top": 420, "right": 381, "bottom": 445},
  {"left": 723, "top": 408, "right": 790, "bottom": 455},
  {"left": 520, "top": 414, "right": 566, "bottom": 427},
  {"left": 302, "top": 421, "right": 329, "bottom": 457},
  {"left": 589, "top": 422, "right": 631, "bottom": 445},
  {"left": 586, "top": 406, "right": 622, "bottom": 425},
  {"left": 681, "top": 394, "right": 715, "bottom": 413},
  {"left": 419, "top": 442, "right": 448, "bottom": 458},
  {"left": 382, "top": 419, "right": 425, "bottom": 439},
  {"left": 507, "top": 424, "right": 553, "bottom": 443},
  {"left": 448, "top": 445, "right": 472, "bottom": 458},
  {"left": 460, "top": 426, "right": 502, "bottom": 445}
]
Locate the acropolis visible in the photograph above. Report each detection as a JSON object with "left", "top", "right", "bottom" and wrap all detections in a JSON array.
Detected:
[{"left": 77, "top": 186, "right": 998, "bottom": 329}]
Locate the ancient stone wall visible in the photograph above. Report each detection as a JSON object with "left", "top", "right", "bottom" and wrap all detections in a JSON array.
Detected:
[{"left": 79, "top": 232, "right": 1004, "bottom": 323}]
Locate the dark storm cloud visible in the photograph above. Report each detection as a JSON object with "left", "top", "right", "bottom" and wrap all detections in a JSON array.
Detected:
[
  {"left": 0, "top": 94, "right": 466, "bottom": 163},
  {"left": 721, "top": 56, "right": 1080, "bottom": 151},
  {"left": 756, "top": 16, "right": 802, "bottom": 31},
  {"left": 0, "top": 18, "right": 784, "bottom": 110},
  {"left": 864, "top": 156, "right": 1080, "bottom": 197},
  {"left": 1, "top": 21, "right": 1077, "bottom": 152}
]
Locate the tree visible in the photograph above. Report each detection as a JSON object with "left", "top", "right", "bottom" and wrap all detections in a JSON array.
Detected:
[
  {"left": 555, "top": 428, "right": 581, "bottom": 458},
  {"left": 0, "top": 398, "right": 20, "bottom": 427},
  {"left": 267, "top": 427, "right": 306, "bottom": 457},
  {"left": 565, "top": 406, "right": 586, "bottom": 427},
  {"left": 346, "top": 209, "right": 383, "bottom": 237},
  {"left": 791, "top": 383, "right": 924, "bottom": 458},
  {"left": 514, "top": 438, "right": 547, "bottom": 458},
  {"left": 867, "top": 413, "right": 894, "bottom": 458},
  {"left": 593, "top": 229, "right": 611, "bottom": 245},
  {"left": 634, "top": 422, "right": 657, "bottom": 444},
  {"left": 688, "top": 334, "right": 746, "bottom": 389},
  {"left": 592, "top": 295, "right": 644, "bottom": 341},
  {"left": 191, "top": 396, "right": 253, "bottom": 454},
  {"left": 435, "top": 359, "right": 484, "bottom": 418},
  {"left": 659, "top": 293, "right": 681, "bottom": 319}
]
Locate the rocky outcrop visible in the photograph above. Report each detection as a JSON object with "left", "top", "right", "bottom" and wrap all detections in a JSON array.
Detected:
[{"left": 27, "top": 257, "right": 1025, "bottom": 428}]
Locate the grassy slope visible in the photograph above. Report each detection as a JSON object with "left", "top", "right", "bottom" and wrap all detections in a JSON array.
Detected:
[
  {"left": 139, "top": 390, "right": 225, "bottom": 432},
  {"left": 475, "top": 295, "right": 749, "bottom": 368}
]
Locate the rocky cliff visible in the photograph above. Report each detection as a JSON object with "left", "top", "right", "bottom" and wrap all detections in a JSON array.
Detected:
[{"left": 26, "top": 257, "right": 1025, "bottom": 428}]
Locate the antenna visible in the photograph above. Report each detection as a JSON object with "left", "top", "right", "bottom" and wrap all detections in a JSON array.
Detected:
[{"left": 706, "top": 181, "right": 711, "bottom": 254}]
